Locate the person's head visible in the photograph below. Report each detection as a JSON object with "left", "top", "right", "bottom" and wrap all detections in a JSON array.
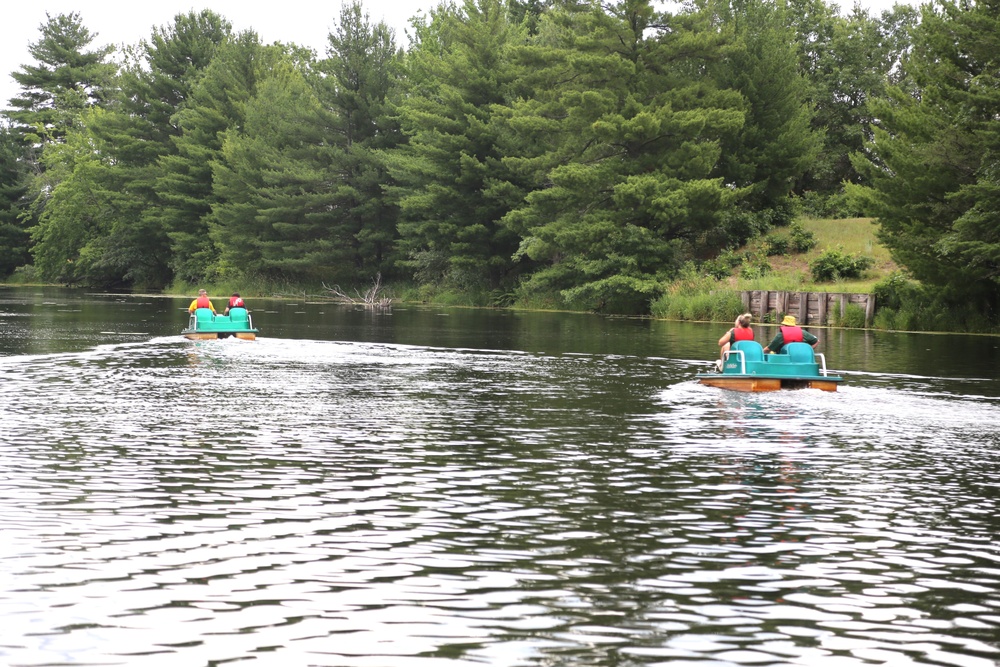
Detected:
[
  {"left": 232, "top": 292, "right": 240, "bottom": 298},
  {"left": 781, "top": 315, "right": 797, "bottom": 326},
  {"left": 198, "top": 289, "right": 207, "bottom": 296},
  {"left": 737, "top": 313, "right": 752, "bottom": 328}
]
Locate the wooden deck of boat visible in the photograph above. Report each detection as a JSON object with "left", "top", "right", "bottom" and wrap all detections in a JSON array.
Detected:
[
  {"left": 182, "top": 332, "right": 257, "bottom": 341},
  {"left": 697, "top": 376, "right": 840, "bottom": 392}
]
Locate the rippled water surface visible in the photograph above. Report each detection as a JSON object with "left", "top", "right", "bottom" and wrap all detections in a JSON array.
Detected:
[{"left": 0, "top": 288, "right": 998, "bottom": 666}]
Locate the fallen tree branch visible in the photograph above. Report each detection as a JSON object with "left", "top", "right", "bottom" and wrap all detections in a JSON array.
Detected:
[{"left": 322, "top": 273, "right": 392, "bottom": 307}]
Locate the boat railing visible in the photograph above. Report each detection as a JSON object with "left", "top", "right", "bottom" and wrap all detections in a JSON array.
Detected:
[
  {"left": 816, "top": 353, "right": 829, "bottom": 376},
  {"left": 724, "top": 349, "right": 747, "bottom": 375}
]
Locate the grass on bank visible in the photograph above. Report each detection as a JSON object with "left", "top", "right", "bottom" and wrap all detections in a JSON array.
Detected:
[
  {"left": 651, "top": 216, "right": 899, "bottom": 327},
  {"left": 731, "top": 216, "right": 895, "bottom": 293},
  {"left": 651, "top": 216, "right": 998, "bottom": 333}
]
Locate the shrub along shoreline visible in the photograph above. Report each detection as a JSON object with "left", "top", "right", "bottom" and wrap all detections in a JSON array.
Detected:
[
  {"left": 4, "top": 217, "right": 997, "bottom": 335},
  {"left": 649, "top": 217, "right": 999, "bottom": 334}
]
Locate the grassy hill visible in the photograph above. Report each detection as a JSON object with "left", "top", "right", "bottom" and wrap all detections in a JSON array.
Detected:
[
  {"left": 651, "top": 216, "right": 901, "bottom": 324},
  {"left": 726, "top": 216, "right": 897, "bottom": 293}
]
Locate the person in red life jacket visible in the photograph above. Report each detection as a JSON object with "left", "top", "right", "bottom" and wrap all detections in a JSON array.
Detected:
[
  {"left": 716, "top": 313, "right": 754, "bottom": 371},
  {"left": 223, "top": 292, "right": 245, "bottom": 316},
  {"left": 187, "top": 289, "right": 217, "bottom": 314},
  {"left": 764, "top": 314, "right": 818, "bottom": 354}
]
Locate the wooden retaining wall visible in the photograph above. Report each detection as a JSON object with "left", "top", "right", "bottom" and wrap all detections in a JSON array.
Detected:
[{"left": 741, "top": 290, "right": 874, "bottom": 327}]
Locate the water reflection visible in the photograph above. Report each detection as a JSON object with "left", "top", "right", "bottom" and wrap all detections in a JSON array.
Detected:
[{"left": 0, "top": 289, "right": 997, "bottom": 666}]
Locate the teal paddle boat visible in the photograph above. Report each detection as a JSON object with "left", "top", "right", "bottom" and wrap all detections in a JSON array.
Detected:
[
  {"left": 696, "top": 340, "right": 843, "bottom": 392},
  {"left": 182, "top": 307, "right": 258, "bottom": 341}
]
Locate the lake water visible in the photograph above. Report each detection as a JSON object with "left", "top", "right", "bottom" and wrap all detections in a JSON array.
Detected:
[{"left": 1, "top": 287, "right": 998, "bottom": 667}]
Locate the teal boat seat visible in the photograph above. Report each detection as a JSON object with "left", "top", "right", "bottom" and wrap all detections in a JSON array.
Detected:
[
  {"left": 784, "top": 342, "right": 815, "bottom": 363},
  {"left": 195, "top": 307, "right": 214, "bottom": 322},
  {"left": 731, "top": 340, "right": 764, "bottom": 362},
  {"left": 228, "top": 307, "right": 248, "bottom": 322}
]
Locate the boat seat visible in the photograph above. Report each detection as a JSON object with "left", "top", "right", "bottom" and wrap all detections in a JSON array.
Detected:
[
  {"left": 731, "top": 340, "right": 764, "bottom": 362},
  {"left": 784, "top": 342, "right": 815, "bottom": 363},
  {"left": 228, "top": 307, "right": 248, "bottom": 322},
  {"left": 195, "top": 307, "right": 214, "bottom": 322}
]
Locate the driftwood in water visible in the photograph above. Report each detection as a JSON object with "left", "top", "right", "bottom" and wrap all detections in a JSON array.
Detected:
[{"left": 322, "top": 273, "right": 392, "bottom": 307}]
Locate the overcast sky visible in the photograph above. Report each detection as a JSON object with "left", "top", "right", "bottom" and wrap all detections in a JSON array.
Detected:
[{"left": 1, "top": 0, "right": 914, "bottom": 116}]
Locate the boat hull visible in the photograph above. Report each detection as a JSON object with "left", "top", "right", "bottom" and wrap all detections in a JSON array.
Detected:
[
  {"left": 696, "top": 374, "right": 841, "bottom": 392},
  {"left": 181, "top": 331, "right": 257, "bottom": 341}
]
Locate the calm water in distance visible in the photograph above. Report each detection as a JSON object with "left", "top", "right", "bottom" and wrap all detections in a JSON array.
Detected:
[{"left": 0, "top": 286, "right": 998, "bottom": 667}]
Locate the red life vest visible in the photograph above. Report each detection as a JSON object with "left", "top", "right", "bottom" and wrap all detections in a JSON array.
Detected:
[
  {"left": 781, "top": 325, "right": 804, "bottom": 343},
  {"left": 229, "top": 297, "right": 244, "bottom": 308},
  {"left": 196, "top": 295, "right": 212, "bottom": 309},
  {"left": 733, "top": 326, "right": 754, "bottom": 342}
]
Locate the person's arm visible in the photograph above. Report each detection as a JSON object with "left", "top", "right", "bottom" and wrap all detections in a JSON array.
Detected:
[
  {"left": 763, "top": 332, "right": 782, "bottom": 354},
  {"left": 718, "top": 329, "right": 735, "bottom": 346},
  {"left": 804, "top": 330, "right": 818, "bottom": 346}
]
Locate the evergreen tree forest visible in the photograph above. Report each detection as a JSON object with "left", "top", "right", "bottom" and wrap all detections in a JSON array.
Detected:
[{"left": 1, "top": 0, "right": 997, "bottom": 317}]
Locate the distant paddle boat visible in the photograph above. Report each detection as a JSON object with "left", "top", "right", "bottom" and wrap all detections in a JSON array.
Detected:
[
  {"left": 696, "top": 340, "right": 843, "bottom": 392},
  {"left": 181, "top": 307, "right": 258, "bottom": 341}
]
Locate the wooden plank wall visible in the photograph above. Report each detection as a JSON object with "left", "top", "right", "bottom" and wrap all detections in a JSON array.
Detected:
[{"left": 741, "top": 290, "right": 874, "bottom": 327}]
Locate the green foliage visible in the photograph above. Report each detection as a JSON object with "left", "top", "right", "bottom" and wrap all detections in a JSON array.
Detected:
[
  {"left": 650, "top": 265, "right": 744, "bottom": 321},
  {"left": 161, "top": 31, "right": 275, "bottom": 284},
  {"left": 702, "top": 249, "right": 741, "bottom": 280},
  {"left": 788, "top": 0, "right": 918, "bottom": 195},
  {"left": 0, "top": 128, "right": 31, "bottom": 277},
  {"left": 390, "top": 0, "right": 525, "bottom": 292},
  {"left": 830, "top": 302, "right": 866, "bottom": 328},
  {"left": 501, "top": 0, "right": 746, "bottom": 312},
  {"left": 739, "top": 251, "right": 771, "bottom": 280},
  {"left": 6, "top": 12, "right": 117, "bottom": 145},
  {"left": 796, "top": 189, "right": 866, "bottom": 219},
  {"left": 871, "top": 271, "right": 918, "bottom": 311},
  {"left": 708, "top": 0, "right": 822, "bottom": 213},
  {"left": 762, "top": 235, "right": 789, "bottom": 256},
  {"left": 849, "top": 0, "right": 1000, "bottom": 313},
  {"left": 809, "top": 247, "right": 874, "bottom": 282},
  {"left": 10, "top": 0, "right": 997, "bottom": 332},
  {"left": 789, "top": 222, "right": 817, "bottom": 252},
  {"left": 866, "top": 270, "right": 998, "bottom": 332},
  {"left": 314, "top": 1, "right": 401, "bottom": 278}
]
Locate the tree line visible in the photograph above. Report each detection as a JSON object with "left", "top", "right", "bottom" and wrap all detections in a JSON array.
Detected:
[{"left": 0, "top": 0, "right": 996, "bottom": 317}]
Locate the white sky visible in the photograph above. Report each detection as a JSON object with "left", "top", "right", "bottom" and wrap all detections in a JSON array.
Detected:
[{"left": 1, "top": 0, "right": 911, "bottom": 114}]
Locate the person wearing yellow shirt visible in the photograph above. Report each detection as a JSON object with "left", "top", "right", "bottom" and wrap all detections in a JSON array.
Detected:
[{"left": 187, "top": 289, "right": 217, "bottom": 314}]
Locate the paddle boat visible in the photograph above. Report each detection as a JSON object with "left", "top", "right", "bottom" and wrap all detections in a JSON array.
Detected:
[
  {"left": 696, "top": 340, "right": 843, "bottom": 392},
  {"left": 181, "top": 307, "right": 258, "bottom": 341}
]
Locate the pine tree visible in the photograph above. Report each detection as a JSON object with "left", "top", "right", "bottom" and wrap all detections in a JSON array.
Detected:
[
  {"left": 0, "top": 128, "right": 31, "bottom": 277},
  {"left": 849, "top": 0, "right": 1000, "bottom": 313},
  {"left": 388, "top": 0, "right": 525, "bottom": 293},
  {"left": 210, "top": 59, "right": 343, "bottom": 282},
  {"left": 6, "top": 12, "right": 116, "bottom": 145},
  {"left": 158, "top": 31, "right": 279, "bottom": 283},
  {"left": 25, "top": 11, "right": 231, "bottom": 287},
  {"left": 708, "top": 0, "right": 822, "bottom": 235},
  {"left": 316, "top": 1, "right": 402, "bottom": 279},
  {"left": 500, "top": 0, "right": 744, "bottom": 312}
]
